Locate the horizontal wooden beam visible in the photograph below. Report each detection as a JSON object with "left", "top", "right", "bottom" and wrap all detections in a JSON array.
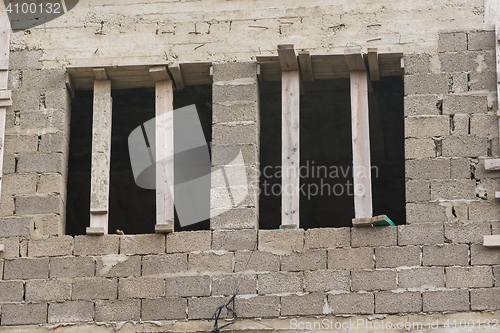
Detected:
[
  {"left": 367, "top": 48, "right": 380, "bottom": 81},
  {"left": 484, "top": 235, "right": 500, "bottom": 247},
  {"left": 298, "top": 51, "right": 314, "bottom": 82},
  {"left": 66, "top": 72, "right": 75, "bottom": 98},
  {"left": 345, "top": 49, "right": 366, "bottom": 72},
  {"left": 93, "top": 68, "right": 108, "bottom": 80},
  {"left": 168, "top": 62, "right": 184, "bottom": 90},
  {"left": 149, "top": 66, "right": 170, "bottom": 82},
  {"left": 278, "top": 44, "right": 299, "bottom": 71}
]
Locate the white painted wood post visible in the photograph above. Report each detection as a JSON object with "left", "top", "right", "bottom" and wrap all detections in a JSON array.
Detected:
[
  {"left": 279, "top": 44, "right": 301, "bottom": 228},
  {"left": 87, "top": 70, "right": 112, "bottom": 235},
  {"left": 150, "top": 66, "right": 175, "bottom": 234},
  {"left": 0, "top": 16, "right": 12, "bottom": 197}
]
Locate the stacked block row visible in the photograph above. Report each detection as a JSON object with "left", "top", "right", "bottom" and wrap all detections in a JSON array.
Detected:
[{"left": 0, "top": 226, "right": 499, "bottom": 325}]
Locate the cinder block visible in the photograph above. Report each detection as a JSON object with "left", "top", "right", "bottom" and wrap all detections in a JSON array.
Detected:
[
  {"left": 0, "top": 259, "right": 3, "bottom": 279},
  {"left": 120, "top": 234, "right": 165, "bottom": 255},
  {"left": 443, "top": 95, "right": 488, "bottom": 114},
  {"left": 445, "top": 222, "right": 491, "bottom": 244},
  {"left": 406, "top": 203, "right": 448, "bottom": 224},
  {"left": 398, "top": 267, "right": 445, "bottom": 289},
  {"left": 38, "top": 132, "right": 68, "bottom": 153},
  {"left": 469, "top": 201, "right": 500, "bottom": 221},
  {"left": 72, "top": 278, "right": 117, "bottom": 300},
  {"left": 95, "top": 299, "right": 140, "bottom": 322},
  {"left": 0, "top": 195, "right": 15, "bottom": 217},
  {"left": 212, "top": 229, "right": 257, "bottom": 251},
  {"left": 21, "top": 69, "right": 66, "bottom": 90},
  {"left": 423, "top": 244, "right": 469, "bottom": 266},
  {"left": 281, "top": 250, "right": 326, "bottom": 272},
  {"left": 375, "top": 291, "right": 422, "bottom": 314},
  {"left": 74, "top": 235, "right": 120, "bottom": 256},
  {"left": 234, "top": 250, "right": 280, "bottom": 272},
  {"left": 328, "top": 247, "right": 374, "bottom": 270},
  {"left": 438, "top": 32, "right": 467, "bottom": 52},
  {"left": 48, "top": 301, "right": 94, "bottom": 323},
  {"left": 28, "top": 235, "right": 73, "bottom": 257},
  {"left": 470, "top": 114, "right": 499, "bottom": 137},
  {"left": 468, "top": 31, "right": 495, "bottom": 51},
  {"left": 430, "top": 179, "right": 476, "bottom": 200},
  {"left": 213, "top": 101, "right": 258, "bottom": 123},
  {"left": 213, "top": 62, "right": 257, "bottom": 81},
  {"left": 142, "top": 253, "right": 188, "bottom": 276},
  {"left": 404, "top": 74, "right": 449, "bottom": 95},
  {"left": 451, "top": 71, "right": 468, "bottom": 93},
  {"left": 212, "top": 274, "right": 256, "bottom": 296},
  {"left": 3, "top": 257, "right": 49, "bottom": 280},
  {"left": 0, "top": 237, "right": 20, "bottom": 259},
  {"left": 438, "top": 52, "right": 468, "bottom": 73},
  {"left": 471, "top": 288, "right": 500, "bottom": 310},
  {"left": 8, "top": 89, "right": 39, "bottom": 111},
  {"left": 37, "top": 173, "right": 65, "bottom": 195},
  {"left": 166, "top": 230, "right": 211, "bottom": 253},
  {"left": 446, "top": 266, "right": 493, "bottom": 288},
  {"left": 118, "top": 277, "right": 164, "bottom": 299},
  {"left": 281, "top": 293, "right": 325, "bottom": 316},
  {"left": 0, "top": 280, "right": 24, "bottom": 302},
  {"left": 211, "top": 144, "right": 258, "bottom": 167},
  {"left": 405, "top": 138, "right": 436, "bottom": 159},
  {"left": 3, "top": 154, "right": 16, "bottom": 175},
  {"left": 406, "top": 180, "right": 430, "bottom": 202},
  {"left": 212, "top": 84, "right": 258, "bottom": 104},
  {"left": 96, "top": 255, "right": 141, "bottom": 277},
  {"left": 404, "top": 94, "right": 441, "bottom": 116},
  {"left": 423, "top": 289, "right": 469, "bottom": 312},
  {"left": 165, "top": 275, "right": 210, "bottom": 297},
  {"left": 210, "top": 207, "right": 257, "bottom": 230},
  {"left": 304, "top": 269, "right": 350, "bottom": 292},
  {"left": 188, "top": 252, "right": 233, "bottom": 273},
  {"left": 141, "top": 298, "right": 187, "bottom": 320},
  {"left": 13, "top": 110, "right": 69, "bottom": 132},
  {"left": 0, "top": 216, "right": 32, "bottom": 237},
  {"left": 15, "top": 193, "right": 63, "bottom": 215},
  {"left": 442, "top": 136, "right": 488, "bottom": 157},
  {"left": 17, "top": 153, "right": 65, "bottom": 173},
  {"left": 375, "top": 246, "right": 421, "bottom": 268},
  {"left": 33, "top": 214, "right": 64, "bottom": 236},
  {"left": 1, "top": 303, "right": 47, "bottom": 325},
  {"left": 469, "top": 72, "right": 496, "bottom": 91},
  {"left": 404, "top": 53, "right": 432, "bottom": 75},
  {"left": 304, "top": 227, "right": 350, "bottom": 249},
  {"left": 8, "top": 70, "right": 21, "bottom": 90},
  {"left": 258, "top": 272, "right": 303, "bottom": 294},
  {"left": 351, "top": 270, "right": 397, "bottom": 291},
  {"left": 328, "top": 293, "right": 374, "bottom": 315},
  {"left": 481, "top": 178, "right": 500, "bottom": 200},
  {"left": 212, "top": 123, "right": 258, "bottom": 145},
  {"left": 258, "top": 229, "right": 304, "bottom": 252},
  {"left": 406, "top": 158, "right": 450, "bottom": 180},
  {"left": 188, "top": 296, "right": 228, "bottom": 320},
  {"left": 26, "top": 279, "right": 71, "bottom": 301},
  {"left": 398, "top": 223, "right": 444, "bottom": 245},
  {"left": 50, "top": 256, "right": 95, "bottom": 278},
  {"left": 9, "top": 50, "right": 43, "bottom": 70},
  {"left": 471, "top": 244, "right": 500, "bottom": 265},
  {"left": 4, "top": 135, "right": 38, "bottom": 154},
  {"left": 351, "top": 226, "right": 397, "bottom": 247},
  {"left": 44, "top": 89, "right": 70, "bottom": 110},
  {"left": 235, "top": 295, "right": 280, "bottom": 318},
  {"left": 451, "top": 114, "right": 469, "bottom": 136},
  {"left": 451, "top": 158, "right": 471, "bottom": 179},
  {"left": 405, "top": 116, "right": 449, "bottom": 138}
]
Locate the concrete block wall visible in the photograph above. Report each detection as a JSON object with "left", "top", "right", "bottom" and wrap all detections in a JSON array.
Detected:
[
  {"left": 210, "top": 62, "right": 260, "bottom": 230},
  {"left": 0, "top": 50, "right": 70, "bottom": 239},
  {"left": 405, "top": 30, "right": 500, "bottom": 226},
  {"left": 0, "top": 228, "right": 498, "bottom": 326}
]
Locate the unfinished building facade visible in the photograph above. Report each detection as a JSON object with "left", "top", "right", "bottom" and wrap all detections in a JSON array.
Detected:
[{"left": 0, "top": 0, "right": 499, "bottom": 332}]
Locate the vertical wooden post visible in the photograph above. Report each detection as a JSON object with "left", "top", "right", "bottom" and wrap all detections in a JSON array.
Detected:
[
  {"left": 279, "top": 45, "right": 301, "bottom": 228},
  {"left": 150, "top": 66, "right": 174, "bottom": 234},
  {"left": 87, "top": 69, "right": 112, "bottom": 235},
  {"left": 0, "top": 17, "right": 11, "bottom": 196}
]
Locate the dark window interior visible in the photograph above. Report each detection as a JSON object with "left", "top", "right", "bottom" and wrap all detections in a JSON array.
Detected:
[
  {"left": 259, "top": 76, "right": 405, "bottom": 229},
  {"left": 67, "top": 86, "right": 212, "bottom": 236}
]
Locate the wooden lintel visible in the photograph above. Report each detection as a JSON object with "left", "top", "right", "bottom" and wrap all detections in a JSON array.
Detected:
[
  {"left": 168, "top": 62, "right": 184, "bottom": 90},
  {"left": 149, "top": 66, "right": 170, "bottom": 82},
  {"left": 298, "top": 51, "right": 314, "bottom": 82},
  {"left": 484, "top": 235, "right": 500, "bottom": 247},
  {"left": 93, "top": 68, "right": 108, "bottom": 80},
  {"left": 281, "top": 70, "right": 300, "bottom": 228},
  {"left": 65, "top": 73, "right": 75, "bottom": 98},
  {"left": 345, "top": 49, "right": 366, "bottom": 72},
  {"left": 278, "top": 44, "right": 299, "bottom": 71},
  {"left": 367, "top": 48, "right": 380, "bottom": 81},
  {"left": 485, "top": 158, "right": 500, "bottom": 171}
]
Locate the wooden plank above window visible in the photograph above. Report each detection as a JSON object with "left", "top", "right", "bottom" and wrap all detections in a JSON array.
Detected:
[
  {"left": 66, "top": 61, "right": 213, "bottom": 90},
  {"left": 256, "top": 51, "right": 403, "bottom": 82}
]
